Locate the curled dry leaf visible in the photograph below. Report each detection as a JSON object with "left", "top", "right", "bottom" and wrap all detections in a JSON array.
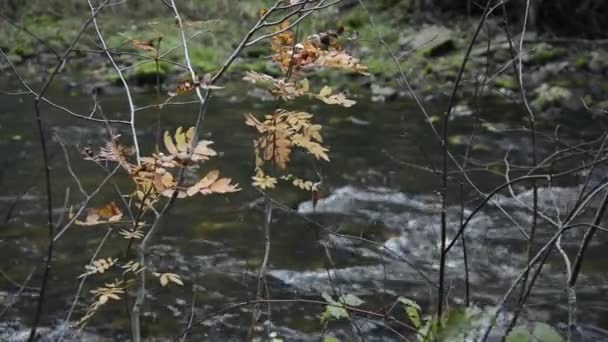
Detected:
[
  {"left": 75, "top": 202, "right": 123, "bottom": 226},
  {"left": 129, "top": 39, "right": 157, "bottom": 53},
  {"left": 168, "top": 78, "right": 197, "bottom": 97}
]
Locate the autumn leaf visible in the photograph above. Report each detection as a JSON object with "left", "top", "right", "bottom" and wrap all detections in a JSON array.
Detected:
[
  {"left": 78, "top": 257, "right": 117, "bottom": 278},
  {"left": 119, "top": 229, "right": 144, "bottom": 240},
  {"left": 243, "top": 72, "right": 309, "bottom": 101},
  {"left": 244, "top": 113, "right": 265, "bottom": 133},
  {"left": 313, "top": 86, "right": 356, "bottom": 107},
  {"left": 75, "top": 202, "right": 123, "bottom": 226},
  {"left": 252, "top": 173, "right": 278, "bottom": 190},
  {"left": 280, "top": 174, "right": 321, "bottom": 191},
  {"left": 168, "top": 79, "right": 197, "bottom": 97},
  {"left": 121, "top": 261, "right": 144, "bottom": 275},
  {"left": 153, "top": 272, "right": 184, "bottom": 287},
  {"left": 192, "top": 140, "right": 218, "bottom": 161},
  {"left": 245, "top": 110, "right": 330, "bottom": 171},
  {"left": 129, "top": 39, "right": 157, "bottom": 53},
  {"left": 319, "top": 85, "right": 332, "bottom": 97},
  {"left": 269, "top": 24, "right": 367, "bottom": 76},
  {"left": 82, "top": 136, "right": 135, "bottom": 173},
  {"left": 316, "top": 50, "right": 369, "bottom": 75},
  {"left": 209, "top": 178, "right": 241, "bottom": 193},
  {"left": 291, "top": 133, "right": 329, "bottom": 161},
  {"left": 271, "top": 20, "right": 294, "bottom": 54},
  {"left": 90, "top": 281, "right": 125, "bottom": 305},
  {"left": 186, "top": 170, "right": 241, "bottom": 196},
  {"left": 243, "top": 71, "right": 276, "bottom": 84},
  {"left": 162, "top": 127, "right": 217, "bottom": 163}
]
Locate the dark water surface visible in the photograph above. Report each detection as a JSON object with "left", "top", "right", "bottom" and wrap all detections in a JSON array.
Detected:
[{"left": 1, "top": 82, "right": 607, "bottom": 341}]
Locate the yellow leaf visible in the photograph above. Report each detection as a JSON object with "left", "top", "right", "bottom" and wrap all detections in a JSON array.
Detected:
[
  {"left": 301, "top": 78, "right": 310, "bottom": 92},
  {"left": 160, "top": 274, "right": 169, "bottom": 287},
  {"left": 164, "top": 131, "right": 179, "bottom": 155},
  {"left": 167, "top": 273, "right": 184, "bottom": 286},
  {"left": 174, "top": 127, "right": 188, "bottom": 152},
  {"left": 156, "top": 272, "right": 183, "bottom": 287},
  {"left": 185, "top": 127, "right": 195, "bottom": 142},
  {"left": 98, "top": 295, "right": 109, "bottom": 305},
  {"left": 252, "top": 173, "right": 277, "bottom": 190},
  {"left": 107, "top": 293, "right": 121, "bottom": 300},
  {"left": 315, "top": 92, "right": 356, "bottom": 107},
  {"left": 319, "top": 85, "right": 332, "bottom": 97}
]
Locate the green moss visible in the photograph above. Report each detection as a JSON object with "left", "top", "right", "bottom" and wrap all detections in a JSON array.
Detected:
[
  {"left": 336, "top": 222, "right": 387, "bottom": 240},
  {"left": 532, "top": 83, "right": 573, "bottom": 109},
  {"left": 190, "top": 46, "right": 224, "bottom": 72},
  {"left": 365, "top": 57, "right": 395, "bottom": 76},
  {"left": 132, "top": 60, "right": 172, "bottom": 76},
  {"left": 125, "top": 60, "right": 173, "bottom": 85},
  {"left": 494, "top": 75, "right": 517, "bottom": 89},
  {"left": 529, "top": 43, "right": 567, "bottom": 64},
  {"left": 11, "top": 44, "right": 36, "bottom": 58},
  {"left": 343, "top": 10, "right": 368, "bottom": 30},
  {"left": 575, "top": 54, "right": 588, "bottom": 69}
]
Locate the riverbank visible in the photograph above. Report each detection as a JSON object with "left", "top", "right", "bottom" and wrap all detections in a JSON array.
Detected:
[{"left": 2, "top": 2, "right": 608, "bottom": 114}]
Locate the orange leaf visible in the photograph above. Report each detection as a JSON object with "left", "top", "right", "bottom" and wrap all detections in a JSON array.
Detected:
[{"left": 129, "top": 39, "right": 157, "bottom": 53}]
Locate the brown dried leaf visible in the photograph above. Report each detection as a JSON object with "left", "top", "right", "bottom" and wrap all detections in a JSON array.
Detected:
[
  {"left": 168, "top": 79, "right": 197, "bottom": 97},
  {"left": 192, "top": 140, "right": 217, "bottom": 161},
  {"left": 76, "top": 202, "right": 123, "bottom": 226},
  {"left": 314, "top": 86, "right": 356, "bottom": 107},
  {"left": 129, "top": 39, "right": 157, "bottom": 53},
  {"left": 209, "top": 178, "right": 241, "bottom": 194}
]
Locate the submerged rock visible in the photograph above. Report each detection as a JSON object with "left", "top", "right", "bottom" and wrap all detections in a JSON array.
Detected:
[
  {"left": 531, "top": 83, "right": 578, "bottom": 111},
  {"left": 451, "top": 103, "right": 473, "bottom": 118},
  {"left": 370, "top": 83, "right": 397, "bottom": 102},
  {"left": 407, "top": 25, "right": 457, "bottom": 57},
  {"left": 589, "top": 51, "right": 608, "bottom": 73}
]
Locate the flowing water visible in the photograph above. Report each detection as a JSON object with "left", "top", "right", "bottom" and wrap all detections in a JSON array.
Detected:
[{"left": 1, "top": 82, "right": 607, "bottom": 341}]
